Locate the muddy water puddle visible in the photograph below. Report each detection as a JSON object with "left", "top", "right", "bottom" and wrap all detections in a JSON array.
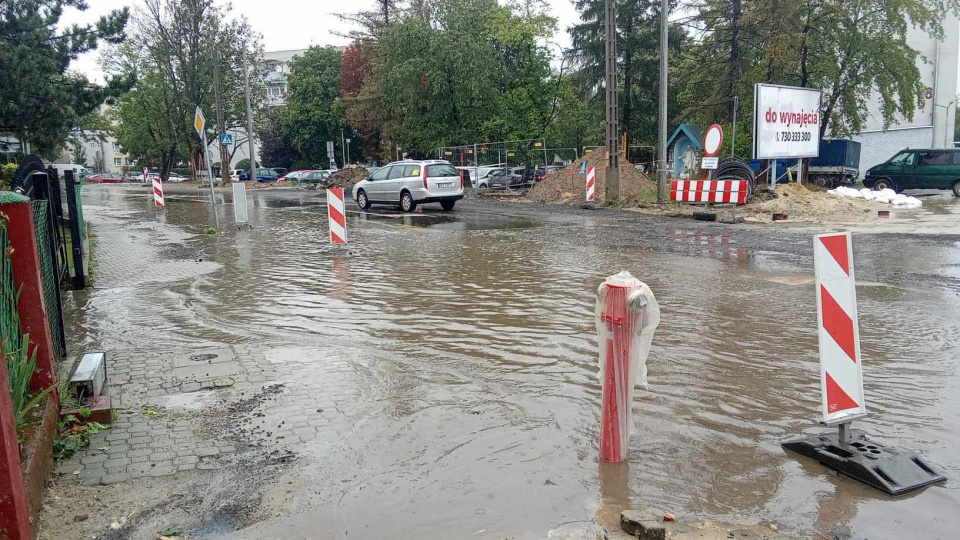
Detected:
[{"left": 70, "top": 187, "right": 960, "bottom": 538}]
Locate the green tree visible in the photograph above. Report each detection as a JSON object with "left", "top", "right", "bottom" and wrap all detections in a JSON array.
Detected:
[
  {"left": 0, "top": 0, "right": 131, "bottom": 156},
  {"left": 679, "top": 0, "right": 955, "bottom": 138},
  {"left": 570, "top": 0, "right": 685, "bottom": 150},
  {"left": 104, "top": 0, "right": 262, "bottom": 179},
  {"left": 258, "top": 107, "right": 301, "bottom": 170},
  {"left": 284, "top": 46, "right": 346, "bottom": 166}
]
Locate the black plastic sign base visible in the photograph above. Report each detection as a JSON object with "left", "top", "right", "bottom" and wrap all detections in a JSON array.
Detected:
[{"left": 782, "top": 429, "right": 946, "bottom": 496}]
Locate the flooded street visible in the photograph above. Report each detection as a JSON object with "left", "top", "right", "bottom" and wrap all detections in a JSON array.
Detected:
[{"left": 57, "top": 185, "right": 960, "bottom": 539}]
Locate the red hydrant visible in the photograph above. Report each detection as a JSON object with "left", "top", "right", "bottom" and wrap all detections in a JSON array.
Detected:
[{"left": 596, "top": 271, "right": 660, "bottom": 462}]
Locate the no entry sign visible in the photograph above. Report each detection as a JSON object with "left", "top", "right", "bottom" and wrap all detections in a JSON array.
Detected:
[
  {"left": 814, "top": 232, "right": 866, "bottom": 423},
  {"left": 703, "top": 124, "right": 723, "bottom": 157}
]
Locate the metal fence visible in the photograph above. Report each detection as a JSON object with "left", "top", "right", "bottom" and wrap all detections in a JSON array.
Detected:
[{"left": 30, "top": 200, "right": 66, "bottom": 359}]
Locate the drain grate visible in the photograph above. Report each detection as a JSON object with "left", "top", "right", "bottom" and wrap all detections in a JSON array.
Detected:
[{"left": 190, "top": 353, "right": 219, "bottom": 362}]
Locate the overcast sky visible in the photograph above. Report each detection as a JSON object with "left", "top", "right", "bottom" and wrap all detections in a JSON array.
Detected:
[{"left": 61, "top": 0, "right": 583, "bottom": 83}]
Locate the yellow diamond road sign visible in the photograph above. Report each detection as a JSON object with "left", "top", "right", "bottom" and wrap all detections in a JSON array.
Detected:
[{"left": 194, "top": 107, "right": 205, "bottom": 137}]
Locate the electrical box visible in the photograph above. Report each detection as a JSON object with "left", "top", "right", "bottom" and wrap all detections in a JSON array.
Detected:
[{"left": 69, "top": 351, "right": 108, "bottom": 399}]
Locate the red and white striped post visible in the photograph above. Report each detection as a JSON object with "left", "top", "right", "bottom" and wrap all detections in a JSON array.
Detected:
[
  {"left": 152, "top": 172, "right": 164, "bottom": 208},
  {"left": 586, "top": 166, "right": 596, "bottom": 202},
  {"left": 814, "top": 232, "right": 866, "bottom": 431},
  {"left": 327, "top": 188, "right": 347, "bottom": 245}
]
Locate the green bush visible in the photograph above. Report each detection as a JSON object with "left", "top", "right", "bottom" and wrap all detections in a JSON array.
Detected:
[
  {"left": 6, "top": 335, "right": 55, "bottom": 434},
  {"left": 236, "top": 159, "right": 251, "bottom": 171},
  {"left": 0, "top": 163, "right": 18, "bottom": 189}
]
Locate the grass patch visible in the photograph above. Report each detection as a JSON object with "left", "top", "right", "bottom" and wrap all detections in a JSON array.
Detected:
[{"left": 203, "top": 227, "right": 219, "bottom": 235}]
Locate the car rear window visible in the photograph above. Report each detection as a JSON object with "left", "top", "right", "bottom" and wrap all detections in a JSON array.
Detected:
[{"left": 426, "top": 164, "right": 458, "bottom": 177}]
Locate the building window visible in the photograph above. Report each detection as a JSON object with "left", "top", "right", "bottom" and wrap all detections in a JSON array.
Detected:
[
  {"left": 113, "top": 158, "right": 122, "bottom": 166},
  {"left": 127, "top": 160, "right": 135, "bottom": 166},
  {"left": 112, "top": 142, "right": 120, "bottom": 150}
]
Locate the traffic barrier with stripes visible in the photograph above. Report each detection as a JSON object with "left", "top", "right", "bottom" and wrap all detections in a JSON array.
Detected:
[
  {"left": 586, "top": 166, "right": 596, "bottom": 202},
  {"left": 327, "top": 188, "right": 347, "bottom": 245},
  {"left": 814, "top": 232, "right": 866, "bottom": 423},
  {"left": 152, "top": 175, "right": 164, "bottom": 207},
  {"left": 670, "top": 179, "right": 748, "bottom": 204}
]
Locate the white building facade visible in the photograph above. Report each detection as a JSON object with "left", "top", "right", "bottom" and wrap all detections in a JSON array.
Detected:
[{"left": 850, "top": 14, "right": 959, "bottom": 174}]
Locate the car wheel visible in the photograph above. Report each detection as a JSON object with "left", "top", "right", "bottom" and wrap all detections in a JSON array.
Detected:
[
  {"left": 479, "top": 182, "right": 488, "bottom": 190},
  {"left": 872, "top": 178, "right": 893, "bottom": 191},
  {"left": 400, "top": 191, "right": 415, "bottom": 213},
  {"left": 952, "top": 181, "right": 960, "bottom": 198},
  {"left": 357, "top": 190, "right": 371, "bottom": 210},
  {"left": 812, "top": 175, "right": 833, "bottom": 189},
  {"left": 440, "top": 200, "right": 456, "bottom": 211}
]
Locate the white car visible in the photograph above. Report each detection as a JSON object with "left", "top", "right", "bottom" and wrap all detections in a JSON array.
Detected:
[
  {"left": 230, "top": 169, "right": 242, "bottom": 181},
  {"left": 352, "top": 160, "right": 463, "bottom": 212},
  {"left": 166, "top": 173, "right": 188, "bottom": 182}
]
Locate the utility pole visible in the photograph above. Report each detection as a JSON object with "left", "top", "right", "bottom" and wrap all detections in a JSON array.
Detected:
[
  {"left": 341, "top": 129, "right": 347, "bottom": 168},
  {"left": 604, "top": 0, "right": 619, "bottom": 202},
  {"left": 656, "top": 0, "right": 669, "bottom": 202},
  {"left": 243, "top": 50, "right": 257, "bottom": 180},
  {"left": 212, "top": 47, "right": 229, "bottom": 185}
]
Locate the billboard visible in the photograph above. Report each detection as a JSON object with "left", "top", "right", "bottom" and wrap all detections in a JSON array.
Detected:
[{"left": 753, "top": 84, "right": 823, "bottom": 159}]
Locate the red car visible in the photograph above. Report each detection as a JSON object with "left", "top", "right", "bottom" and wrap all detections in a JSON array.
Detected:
[{"left": 86, "top": 173, "right": 125, "bottom": 184}]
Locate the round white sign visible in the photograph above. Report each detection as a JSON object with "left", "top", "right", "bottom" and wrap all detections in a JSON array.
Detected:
[{"left": 703, "top": 124, "right": 723, "bottom": 157}]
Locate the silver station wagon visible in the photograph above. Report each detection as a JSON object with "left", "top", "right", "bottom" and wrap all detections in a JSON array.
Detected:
[{"left": 352, "top": 160, "right": 464, "bottom": 212}]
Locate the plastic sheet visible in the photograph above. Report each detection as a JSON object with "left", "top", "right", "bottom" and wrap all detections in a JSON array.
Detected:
[
  {"left": 595, "top": 271, "right": 660, "bottom": 462},
  {"left": 828, "top": 186, "right": 922, "bottom": 207}
]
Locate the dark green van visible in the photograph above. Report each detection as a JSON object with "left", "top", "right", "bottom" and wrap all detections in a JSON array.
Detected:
[{"left": 864, "top": 148, "right": 960, "bottom": 196}]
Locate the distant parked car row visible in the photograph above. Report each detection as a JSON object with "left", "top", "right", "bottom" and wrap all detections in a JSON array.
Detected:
[{"left": 278, "top": 170, "right": 332, "bottom": 186}]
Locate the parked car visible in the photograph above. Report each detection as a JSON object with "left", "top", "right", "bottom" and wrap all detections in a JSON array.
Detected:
[
  {"left": 230, "top": 169, "right": 242, "bottom": 181},
  {"left": 166, "top": 173, "right": 188, "bottom": 182},
  {"left": 239, "top": 168, "right": 279, "bottom": 182},
  {"left": 507, "top": 167, "right": 533, "bottom": 188},
  {"left": 299, "top": 170, "right": 331, "bottom": 186},
  {"left": 485, "top": 169, "right": 511, "bottom": 190},
  {"left": 50, "top": 163, "right": 93, "bottom": 179},
  {"left": 271, "top": 167, "right": 289, "bottom": 177},
  {"left": 277, "top": 170, "right": 311, "bottom": 184},
  {"left": 352, "top": 160, "right": 464, "bottom": 212},
  {"left": 864, "top": 148, "right": 960, "bottom": 195}
]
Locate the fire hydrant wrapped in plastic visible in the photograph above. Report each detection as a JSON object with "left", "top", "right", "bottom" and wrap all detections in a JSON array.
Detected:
[{"left": 595, "top": 271, "right": 660, "bottom": 462}]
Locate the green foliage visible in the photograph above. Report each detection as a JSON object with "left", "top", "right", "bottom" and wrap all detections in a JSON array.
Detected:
[
  {"left": 5, "top": 336, "right": 55, "bottom": 434},
  {"left": 285, "top": 46, "right": 347, "bottom": 166},
  {"left": 570, "top": 0, "right": 686, "bottom": 147},
  {"left": 258, "top": 107, "right": 301, "bottom": 170},
  {"left": 359, "top": 0, "right": 557, "bottom": 156},
  {"left": 0, "top": 0, "right": 131, "bottom": 155},
  {"left": 104, "top": 0, "right": 263, "bottom": 175},
  {"left": 53, "top": 406, "right": 109, "bottom": 460},
  {"left": 236, "top": 159, "right": 251, "bottom": 171},
  {"left": 0, "top": 163, "right": 18, "bottom": 189},
  {"left": 679, "top": 0, "right": 949, "bottom": 138}
]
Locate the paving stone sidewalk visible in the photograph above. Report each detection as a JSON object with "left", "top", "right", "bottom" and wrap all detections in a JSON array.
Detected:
[{"left": 57, "top": 200, "right": 356, "bottom": 487}]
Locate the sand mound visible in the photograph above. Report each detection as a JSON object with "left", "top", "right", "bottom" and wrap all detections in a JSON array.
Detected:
[
  {"left": 743, "top": 183, "right": 881, "bottom": 222},
  {"left": 526, "top": 149, "right": 656, "bottom": 206},
  {"left": 329, "top": 167, "right": 370, "bottom": 190}
]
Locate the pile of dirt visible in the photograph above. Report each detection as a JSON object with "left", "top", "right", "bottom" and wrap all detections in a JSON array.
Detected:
[
  {"left": 526, "top": 148, "right": 657, "bottom": 206},
  {"left": 743, "top": 182, "right": 881, "bottom": 222},
  {"left": 328, "top": 167, "right": 370, "bottom": 190}
]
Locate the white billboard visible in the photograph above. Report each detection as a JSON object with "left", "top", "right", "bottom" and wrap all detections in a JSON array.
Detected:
[{"left": 753, "top": 84, "right": 823, "bottom": 159}]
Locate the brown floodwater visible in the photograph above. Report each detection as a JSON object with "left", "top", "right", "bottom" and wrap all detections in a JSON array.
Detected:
[{"left": 68, "top": 186, "right": 960, "bottom": 539}]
